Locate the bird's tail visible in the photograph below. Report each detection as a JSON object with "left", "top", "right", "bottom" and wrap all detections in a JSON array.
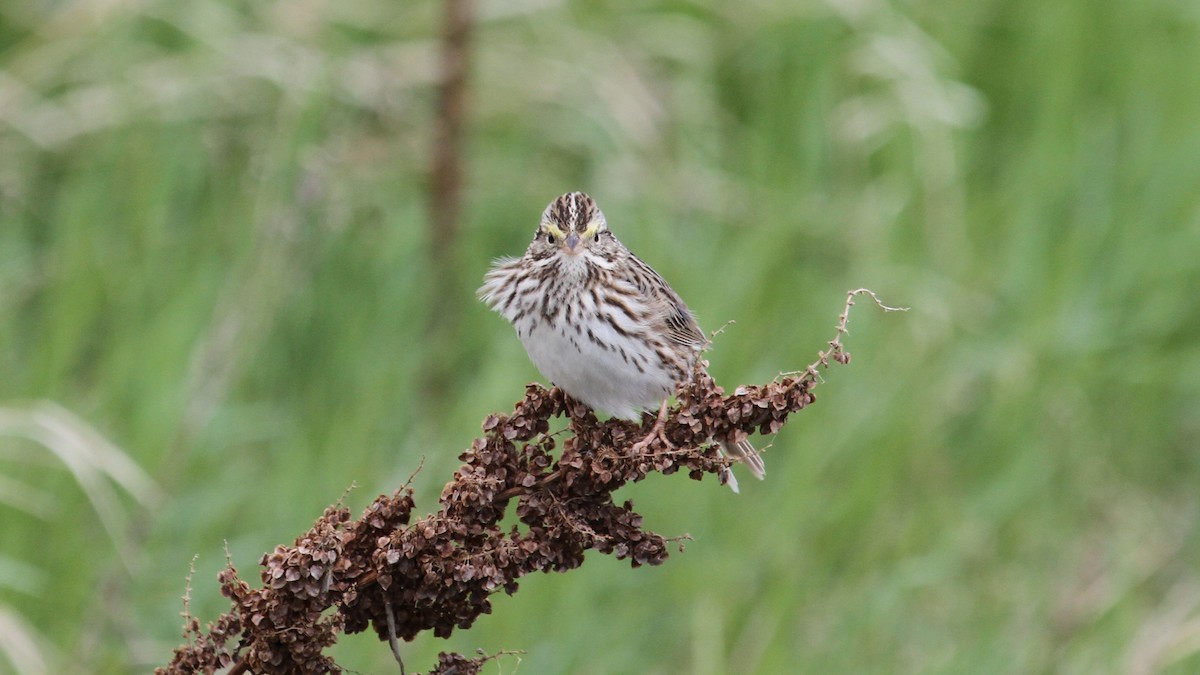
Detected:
[{"left": 718, "top": 437, "right": 766, "bottom": 494}]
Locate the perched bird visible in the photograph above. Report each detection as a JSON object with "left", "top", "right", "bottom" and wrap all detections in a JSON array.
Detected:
[{"left": 479, "top": 191, "right": 765, "bottom": 490}]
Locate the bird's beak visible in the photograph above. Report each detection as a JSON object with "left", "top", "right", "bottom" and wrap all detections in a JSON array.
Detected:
[{"left": 564, "top": 232, "right": 581, "bottom": 254}]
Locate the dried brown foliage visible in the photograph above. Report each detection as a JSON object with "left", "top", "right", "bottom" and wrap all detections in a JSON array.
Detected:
[{"left": 157, "top": 290, "right": 902, "bottom": 675}]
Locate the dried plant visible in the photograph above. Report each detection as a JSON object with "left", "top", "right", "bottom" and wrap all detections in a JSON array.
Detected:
[{"left": 157, "top": 289, "right": 903, "bottom": 675}]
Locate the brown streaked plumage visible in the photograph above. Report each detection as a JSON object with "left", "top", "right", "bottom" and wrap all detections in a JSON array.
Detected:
[{"left": 479, "top": 191, "right": 765, "bottom": 490}]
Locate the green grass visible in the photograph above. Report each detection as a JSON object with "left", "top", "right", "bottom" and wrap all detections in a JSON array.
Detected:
[{"left": 2, "top": 0, "right": 1200, "bottom": 672}]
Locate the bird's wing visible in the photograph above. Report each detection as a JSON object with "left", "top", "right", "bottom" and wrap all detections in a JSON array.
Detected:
[{"left": 626, "top": 253, "right": 708, "bottom": 349}]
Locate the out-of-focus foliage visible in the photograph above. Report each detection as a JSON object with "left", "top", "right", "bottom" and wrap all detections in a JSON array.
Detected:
[{"left": 1, "top": 0, "right": 1198, "bottom": 672}]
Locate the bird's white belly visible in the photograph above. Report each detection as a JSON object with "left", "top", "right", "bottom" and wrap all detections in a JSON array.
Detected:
[{"left": 516, "top": 319, "right": 673, "bottom": 420}]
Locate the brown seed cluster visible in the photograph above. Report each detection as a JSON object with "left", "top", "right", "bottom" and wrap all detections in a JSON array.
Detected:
[
  {"left": 161, "top": 601, "right": 242, "bottom": 672},
  {"left": 157, "top": 366, "right": 818, "bottom": 674},
  {"left": 158, "top": 289, "right": 894, "bottom": 674}
]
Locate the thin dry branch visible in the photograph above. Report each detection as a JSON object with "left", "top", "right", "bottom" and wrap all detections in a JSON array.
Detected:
[{"left": 157, "top": 289, "right": 902, "bottom": 675}]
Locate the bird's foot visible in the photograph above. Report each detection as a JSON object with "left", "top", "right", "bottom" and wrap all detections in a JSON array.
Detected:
[{"left": 630, "top": 399, "right": 670, "bottom": 455}]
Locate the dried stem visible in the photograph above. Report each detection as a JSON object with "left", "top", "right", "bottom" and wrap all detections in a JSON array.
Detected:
[
  {"left": 429, "top": 0, "right": 473, "bottom": 246},
  {"left": 157, "top": 289, "right": 902, "bottom": 675},
  {"left": 422, "top": 0, "right": 476, "bottom": 406},
  {"left": 384, "top": 596, "right": 406, "bottom": 675}
]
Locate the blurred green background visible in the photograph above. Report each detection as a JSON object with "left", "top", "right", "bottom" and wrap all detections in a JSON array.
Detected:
[{"left": 2, "top": 0, "right": 1199, "bottom": 673}]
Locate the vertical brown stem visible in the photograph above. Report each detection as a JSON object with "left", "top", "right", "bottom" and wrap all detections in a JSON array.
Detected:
[
  {"left": 423, "top": 0, "right": 475, "bottom": 402},
  {"left": 430, "top": 0, "right": 473, "bottom": 255}
]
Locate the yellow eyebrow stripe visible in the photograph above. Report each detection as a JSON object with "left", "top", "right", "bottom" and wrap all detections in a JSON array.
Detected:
[{"left": 543, "top": 223, "right": 567, "bottom": 239}]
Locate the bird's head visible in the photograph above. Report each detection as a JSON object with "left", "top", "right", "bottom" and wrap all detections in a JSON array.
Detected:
[{"left": 530, "top": 191, "right": 612, "bottom": 259}]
